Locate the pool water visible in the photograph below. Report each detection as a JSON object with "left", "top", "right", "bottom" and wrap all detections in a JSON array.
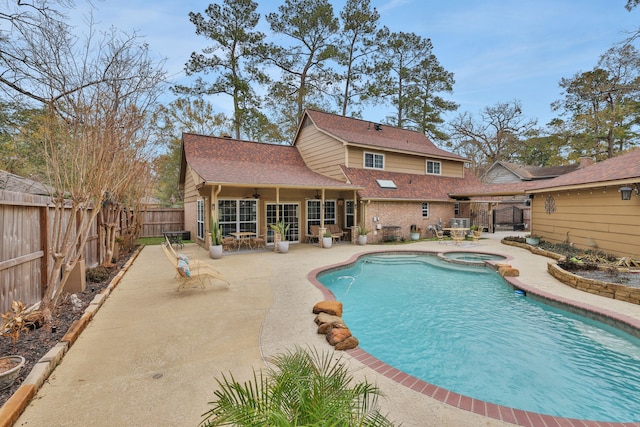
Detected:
[
  {"left": 318, "top": 254, "right": 640, "bottom": 422},
  {"left": 440, "top": 251, "right": 507, "bottom": 264}
]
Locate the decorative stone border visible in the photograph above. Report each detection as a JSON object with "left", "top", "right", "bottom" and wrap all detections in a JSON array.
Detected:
[
  {"left": 502, "top": 239, "right": 640, "bottom": 306},
  {"left": 547, "top": 263, "right": 640, "bottom": 305},
  {"left": 0, "top": 246, "right": 143, "bottom": 427}
]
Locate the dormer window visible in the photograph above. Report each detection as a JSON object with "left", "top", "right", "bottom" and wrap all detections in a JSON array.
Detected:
[
  {"left": 426, "top": 160, "right": 441, "bottom": 175},
  {"left": 364, "top": 152, "right": 384, "bottom": 170}
]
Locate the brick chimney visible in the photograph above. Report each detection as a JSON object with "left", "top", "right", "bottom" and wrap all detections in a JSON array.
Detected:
[{"left": 578, "top": 157, "right": 594, "bottom": 168}]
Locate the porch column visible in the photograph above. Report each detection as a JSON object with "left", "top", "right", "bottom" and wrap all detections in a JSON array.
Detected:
[
  {"left": 319, "top": 189, "right": 326, "bottom": 248},
  {"left": 274, "top": 187, "right": 280, "bottom": 252},
  {"left": 352, "top": 190, "right": 358, "bottom": 245}
]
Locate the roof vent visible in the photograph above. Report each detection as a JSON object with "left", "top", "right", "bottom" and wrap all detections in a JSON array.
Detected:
[
  {"left": 373, "top": 123, "right": 382, "bottom": 131},
  {"left": 222, "top": 134, "right": 232, "bottom": 139}
]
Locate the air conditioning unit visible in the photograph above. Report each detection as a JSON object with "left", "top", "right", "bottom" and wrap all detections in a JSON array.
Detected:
[{"left": 450, "top": 218, "right": 470, "bottom": 228}]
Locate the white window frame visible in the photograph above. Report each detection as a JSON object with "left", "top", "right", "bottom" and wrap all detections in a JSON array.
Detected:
[
  {"left": 196, "top": 199, "right": 205, "bottom": 240},
  {"left": 454, "top": 202, "right": 460, "bottom": 216},
  {"left": 422, "top": 202, "right": 429, "bottom": 218},
  {"left": 426, "top": 160, "right": 441, "bottom": 175},
  {"left": 306, "top": 199, "right": 337, "bottom": 234},
  {"left": 364, "top": 151, "right": 384, "bottom": 170},
  {"left": 217, "top": 199, "right": 258, "bottom": 236},
  {"left": 345, "top": 200, "right": 355, "bottom": 228}
]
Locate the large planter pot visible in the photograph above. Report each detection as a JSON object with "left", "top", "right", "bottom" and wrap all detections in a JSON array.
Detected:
[
  {"left": 277, "top": 241, "right": 289, "bottom": 253},
  {"left": 0, "top": 355, "right": 25, "bottom": 390},
  {"left": 525, "top": 237, "right": 540, "bottom": 246},
  {"left": 322, "top": 237, "right": 333, "bottom": 248},
  {"left": 209, "top": 244, "right": 223, "bottom": 259},
  {"left": 357, "top": 235, "right": 367, "bottom": 245},
  {"left": 410, "top": 232, "right": 420, "bottom": 241}
]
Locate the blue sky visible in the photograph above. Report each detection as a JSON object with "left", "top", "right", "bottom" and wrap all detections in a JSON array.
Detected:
[{"left": 72, "top": 0, "right": 639, "bottom": 127}]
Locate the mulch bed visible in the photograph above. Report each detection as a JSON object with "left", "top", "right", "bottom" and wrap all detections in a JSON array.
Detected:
[{"left": 0, "top": 248, "right": 135, "bottom": 407}]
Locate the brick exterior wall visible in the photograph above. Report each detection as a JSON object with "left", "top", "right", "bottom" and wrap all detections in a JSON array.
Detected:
[{"left": 362, "top": 201, "right": 462, "bottom": 243}]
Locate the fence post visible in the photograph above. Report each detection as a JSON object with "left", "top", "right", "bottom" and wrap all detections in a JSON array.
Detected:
[{"left": 39, "top": 206, "right": 49, "bottom": 297}]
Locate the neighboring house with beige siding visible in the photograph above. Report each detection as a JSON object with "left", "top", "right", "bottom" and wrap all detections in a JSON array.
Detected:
[
  {"left": 526, "top": 149, "right": 640, "bottom": 259},
  {"left": 179, "top": 108, "right": 479, "bottom": 248},
  {"left": 452, "top": 149, "right": 640, "bottom": 259}
]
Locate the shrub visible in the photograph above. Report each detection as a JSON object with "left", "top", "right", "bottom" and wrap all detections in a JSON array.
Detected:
[
  {"left": 86, "top": 266, "right": 111, "bottom": 283},
  {"left": 200, "top": 347, "right": 395, "bottom": 426}
]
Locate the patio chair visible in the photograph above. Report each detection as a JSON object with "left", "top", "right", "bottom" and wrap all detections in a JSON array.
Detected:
[
  {"left": 435, "top": 228, "right": 445, "bottom": 244},
  {"left": 161, "top": 242, "right": 230, "bottom": 291},
  {"left": 327, "top": 224, "right": 346, "bottom": 242},
  {"left": 308, "top": 225, "right": 320, "bottom": 243},
  {"left": 250, "top": 234, "right": 266, "bottom": 249},
  {"left": 222, "top": 236, "right": 238, "bottom": 252}
]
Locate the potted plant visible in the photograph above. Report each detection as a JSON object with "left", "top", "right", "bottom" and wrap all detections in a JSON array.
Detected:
[
  {"left": 270, "top": 220, "right": 290, "bottom": 253},
  {"left": 525, "top": 234, "right": 540, "bottom": 246},
  {"left": 410, "top": 225, "right": 421, "bottom": 241},
  {"left": 209, "top": 218, "right": 223, "bottom": 259},
  {"left": 356, "top": 224, "right": 370, "bottom": 245},
  {"left": 322, "top": 230, "right": 333, "bottom": 248}
]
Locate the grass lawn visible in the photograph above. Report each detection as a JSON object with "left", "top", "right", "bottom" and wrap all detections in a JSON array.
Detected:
[{"left": 137, "top": 237, "right": 194, "bottom": 246}]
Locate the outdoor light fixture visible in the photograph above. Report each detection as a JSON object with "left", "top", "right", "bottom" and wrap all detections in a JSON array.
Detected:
[{"left": 619, "top": 184, "right": 639, "bottom": 200}]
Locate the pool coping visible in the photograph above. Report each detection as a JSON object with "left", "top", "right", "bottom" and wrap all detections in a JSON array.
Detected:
[{"left": 307, "top": 248, "right": 640, "bottom": 427}]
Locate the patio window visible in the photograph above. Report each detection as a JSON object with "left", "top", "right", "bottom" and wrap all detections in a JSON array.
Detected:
[
  {"left": 364, "top": 152, "right": 384, "bottom": 170},
  {"left": 306, "top": 199, "right": 336, "bottom": 234},
  {"left": 196, "top": 199, "right": 205, "bottom": 240},
  {"left": 345, "top": 200, "right": 354, "bottom": 228},
  {"left": 426, "top": 160, "right": 441, "bottom": 175},
  {"left": 266, "top": 203, "right": 300, "bottom": 243},
  {"left": 218, "top": 199, "right": 257, "bottom": 236}
]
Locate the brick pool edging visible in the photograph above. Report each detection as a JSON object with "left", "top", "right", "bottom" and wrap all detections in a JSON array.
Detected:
[{"left": 307, "top": 249, "right": 640, "bottom": 427}]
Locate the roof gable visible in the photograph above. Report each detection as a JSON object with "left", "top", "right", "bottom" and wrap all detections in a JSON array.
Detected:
[
  {"left": 484, "top": 161, "right": 580, "bottom": 182},
  {"left": 300, "top": 109, "right": 467, "bottom": 162}
]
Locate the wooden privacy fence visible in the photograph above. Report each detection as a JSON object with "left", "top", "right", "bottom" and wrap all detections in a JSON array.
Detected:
[
  {"left": 140, "top": 208, "right": 184, "bottom": 237},
  {"left": 0, "top": 190, "right": 185, "bottom": 313},
  {"left": 0, "top": 190, "right": 100, "bottom": 313}
]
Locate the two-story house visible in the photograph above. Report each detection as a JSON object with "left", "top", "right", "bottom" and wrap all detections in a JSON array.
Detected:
[{"left": 179, "top": 108, "right": 479, "bottom": 248}]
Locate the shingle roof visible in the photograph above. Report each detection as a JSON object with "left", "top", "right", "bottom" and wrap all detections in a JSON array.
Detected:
[
  {"left": 527, "top": 149, "right": 640, "bottom": 191},
  {"left": 182, "top": 133, "right": 360, "bottom": 189},
  {"left": 303, "top": 109, "right": 467, "bottom": 162},
  {"left": 451, "top": 149, "right": 640, "bottom": 197},
  {"left": 495, "top": 161, "right": 580, "bottom": 180},
  {"left": 0, "top": 170, "right": 51, "bottom": 195},
  {"left": 341, "top": 166, "right": 482, "bottom": 201}
]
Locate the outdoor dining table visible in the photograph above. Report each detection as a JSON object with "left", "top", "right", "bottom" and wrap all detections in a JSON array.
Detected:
[
  {"left": 443, "top": 227, "right": 469, "bottom": 244},
  {"left": 163, "top": 230, "right": 187, "bottom": 248},
  {"left": 229, "top": 231, "right": 256, "bottom": 251}
]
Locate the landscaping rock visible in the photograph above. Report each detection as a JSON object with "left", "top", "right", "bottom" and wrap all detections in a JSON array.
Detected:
[
  {"left": 314, "top": 312, "right": 344, "bottom": 326},
  {"left": 326, "top": 327, "right": 352, "bottom": 346},
  {"left": 312, "top": 300, "right": 343, "bottom": 317},
  {"left": 335, "top": 336, "right": 359, "bottom": 351}
]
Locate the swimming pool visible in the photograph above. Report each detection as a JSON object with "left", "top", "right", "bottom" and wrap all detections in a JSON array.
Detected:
[
  {"left": 439, "top": 251, "right": 507, "bottom": 265},
  {"left": 317, "top": 253, "right": 640, "bottom": 423}
]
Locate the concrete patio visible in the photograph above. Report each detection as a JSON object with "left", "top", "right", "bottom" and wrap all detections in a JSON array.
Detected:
[{"left": 14, "top": 233, "right": 640, "bottom": 426}]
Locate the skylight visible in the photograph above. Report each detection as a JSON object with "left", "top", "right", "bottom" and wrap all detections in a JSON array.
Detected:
[{"left": 376, "top": 179, "right": 397, "bottom": 189}]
